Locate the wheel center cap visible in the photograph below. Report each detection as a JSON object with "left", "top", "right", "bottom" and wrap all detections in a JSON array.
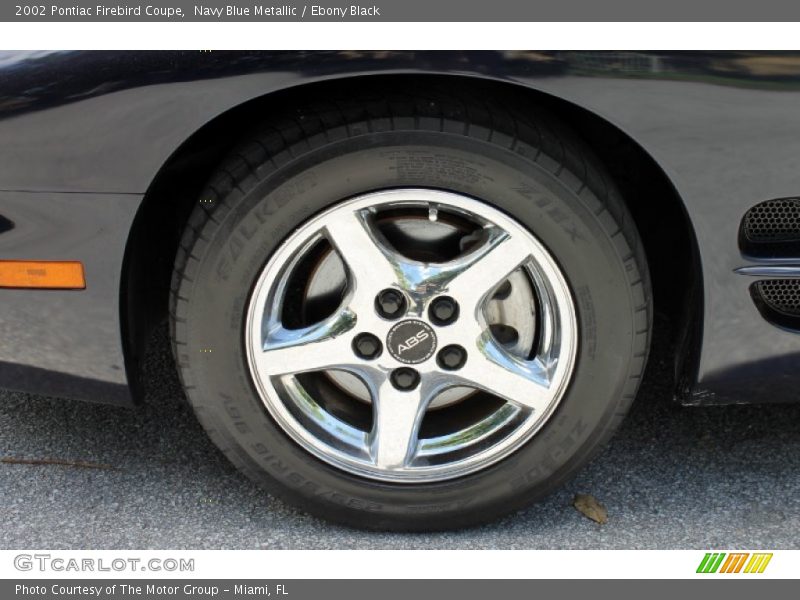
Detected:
[{"left": 386, "top": 319, "right": 437, "bottom": 364}]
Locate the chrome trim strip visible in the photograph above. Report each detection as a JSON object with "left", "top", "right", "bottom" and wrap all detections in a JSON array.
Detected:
[{"left": 735, "top": 265, "right": 800, "bottom": 278}]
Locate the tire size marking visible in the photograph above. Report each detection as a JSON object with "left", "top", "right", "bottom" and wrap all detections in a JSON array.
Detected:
[
  {"left": 508, "top": 417, "right": 589, "bottom": 491},
  {"left": 513, "top": 183, "right": 587, "bottom": 244},
  {"left": 576, "top": 285, "right": 597, "bottom": 360}
]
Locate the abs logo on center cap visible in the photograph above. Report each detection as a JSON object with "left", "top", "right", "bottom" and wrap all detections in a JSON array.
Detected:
[{"left": 386, "top": 320, "right": 437, "bottom": 364}]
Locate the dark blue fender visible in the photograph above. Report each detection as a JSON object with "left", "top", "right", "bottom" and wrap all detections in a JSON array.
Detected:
[{"left": 0, "top": 51, "right": 798, "bottom": 405}]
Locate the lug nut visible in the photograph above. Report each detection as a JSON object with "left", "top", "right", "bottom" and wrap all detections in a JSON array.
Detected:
[
  {"left": 376, "top": 289, "right": 407, "bottom": 319},
  {"left": 390, "top": 367, "right": 420, "bottom": 391},
  {"left": 437, "top": 345, "right": 467, "bottom": 370},
  {"left": 429, "top": 296, "right": 459, "bottom": 325},
  {"left": 353, "top": 333, "right": 382, "bottom": 360}
]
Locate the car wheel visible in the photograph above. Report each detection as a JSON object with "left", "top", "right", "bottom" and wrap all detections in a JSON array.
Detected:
[{"left": 170, "top": 85, "right": 651, "bottom": 530}]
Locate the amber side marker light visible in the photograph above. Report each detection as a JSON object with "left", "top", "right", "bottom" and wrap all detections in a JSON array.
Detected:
[{"left": 0, "top": 260, "right": 86, "bottom": 289}]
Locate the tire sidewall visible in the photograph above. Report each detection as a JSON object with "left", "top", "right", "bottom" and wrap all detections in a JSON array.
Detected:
[{"left": 178, "top": 132, "right": 642, "bottom": 528}]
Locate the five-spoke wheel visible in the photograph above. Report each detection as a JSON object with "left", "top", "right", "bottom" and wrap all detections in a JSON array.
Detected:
[{"left": 246, "top": 189, "right": 577, "bottom": 482}]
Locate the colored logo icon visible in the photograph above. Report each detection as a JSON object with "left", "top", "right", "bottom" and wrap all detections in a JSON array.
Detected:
[{"left": 697, "top": 552, "right": 773, "bottom": 574}]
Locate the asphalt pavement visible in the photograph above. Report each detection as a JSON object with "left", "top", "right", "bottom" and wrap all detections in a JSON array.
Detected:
[{"left": 2, "top": 323, "right": 799, "bottom": 549}]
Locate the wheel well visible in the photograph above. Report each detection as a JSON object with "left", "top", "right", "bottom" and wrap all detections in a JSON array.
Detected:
[{"left": 121, "top": 74, "right": 702, "bottom": 402}]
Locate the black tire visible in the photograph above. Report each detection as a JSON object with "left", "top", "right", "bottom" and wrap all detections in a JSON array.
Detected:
[{"left": 170, "top": 83, "right": 651, "bottom": 531}]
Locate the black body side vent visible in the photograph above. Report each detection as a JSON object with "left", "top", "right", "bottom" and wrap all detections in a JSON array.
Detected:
[
  {"left": 741, "top": 198, "right": 800, "bottom": 257},
  {"left": 751, "top": 279, "right": 800, "bottom": 330}
]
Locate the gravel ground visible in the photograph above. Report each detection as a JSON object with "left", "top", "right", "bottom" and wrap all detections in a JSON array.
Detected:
[{"left": 2, "top": 322, "right": 799, "bottom": 550}]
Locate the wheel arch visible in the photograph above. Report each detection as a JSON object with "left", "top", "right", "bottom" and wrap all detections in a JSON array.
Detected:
[{"left": 121, "top": 73, "right": 702, "bottom": 403}]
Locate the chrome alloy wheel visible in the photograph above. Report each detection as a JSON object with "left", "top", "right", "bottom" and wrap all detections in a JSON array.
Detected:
[{"left": 245, "top": 189, "right": 578, "bottom": 482}]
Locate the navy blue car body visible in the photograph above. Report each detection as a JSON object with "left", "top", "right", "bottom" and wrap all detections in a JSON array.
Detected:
[{"left": 1, "top": 50, "right": 798, "bottom": 407}]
